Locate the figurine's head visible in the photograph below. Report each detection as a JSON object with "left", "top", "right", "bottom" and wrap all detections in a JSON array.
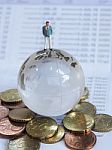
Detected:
[{"left": 46, "top": 21, "right": 49, "bottom": 26}]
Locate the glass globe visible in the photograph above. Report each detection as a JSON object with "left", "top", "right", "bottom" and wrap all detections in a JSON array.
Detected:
[{"left": 18, "top": 49, "right": 85, "bottom": 116}]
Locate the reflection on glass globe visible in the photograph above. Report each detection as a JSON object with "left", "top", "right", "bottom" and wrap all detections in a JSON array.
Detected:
[{"left": 18, "top": 49, "right": 85, "bottom": 116}]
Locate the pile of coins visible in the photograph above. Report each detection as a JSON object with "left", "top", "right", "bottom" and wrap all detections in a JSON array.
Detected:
[{"left": 0, "top": 88, "right": 112, "bottom": 150}]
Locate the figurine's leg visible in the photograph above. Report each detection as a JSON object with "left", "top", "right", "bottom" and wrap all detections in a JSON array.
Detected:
[
  {"left": 48, "top": 36, "right": 52, "bottom": 50},
  {"left": 44, "top": 37, "right": 47, "bottom": 50}
]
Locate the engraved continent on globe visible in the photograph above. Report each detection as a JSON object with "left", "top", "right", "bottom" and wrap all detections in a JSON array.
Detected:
[{"left": 18, "top": 49, "right": 85, "bottom": 116}]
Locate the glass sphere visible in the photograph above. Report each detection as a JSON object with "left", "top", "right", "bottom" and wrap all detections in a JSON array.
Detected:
[{"left": 18, "top": 49, "right": 85, "bottom": 116}]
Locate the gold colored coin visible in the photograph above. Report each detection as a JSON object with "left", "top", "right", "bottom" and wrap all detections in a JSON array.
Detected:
[
  {"left": 1, "top": 101, "right": 26, "bottom": 109},
  {"left": 63, "top": 112, "right": 94, "bottom": 132},
  {"left": 72, "top": 102, "right": 96, "bottom": 117},
  {"left": 92, "top": 114, "right": 112, "bottom": 132},
  {"left": 41, "top": 125, "right": 65, "bottom": 144},
  {"left": 0, "top": 89, "right": 22, "bottom": 103},
  {"left": 80, "top": 87, "right": 89, "bottom": 101},
  {"left": 9, "top": 108, "right": 34, "bottom": 122},
  {"left": 8, "top": 134, "right": 40, "bottom": 150},
  {"left": 26, "top": 117, "right": 58, "bottom": 140}
]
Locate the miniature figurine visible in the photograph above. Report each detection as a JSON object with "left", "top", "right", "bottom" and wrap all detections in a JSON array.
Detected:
[{"left": 42, "top": 21, "right": 52, "bottom": 50}]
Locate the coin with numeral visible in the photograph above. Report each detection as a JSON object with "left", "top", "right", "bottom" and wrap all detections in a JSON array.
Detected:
[
  {"left": 72, "top": 102, "right": 96, "bottom": 117},
  {"left": 64, "top": 131, "right": 96, "bottom": 150},
  {"left": 41, "top": 125, "right": 65, "bottom": 144},
  {"left": 63, "top": 112, "right": 94, "bottom": 132},
  {"left": 0, "top": 118, "right": 25, "bottom": 136},
  {"left": 8, "top": 134, "right": 40, "bottom": 150},
  {"left": 0, "top": 89, "right": 22, "bottom": 103},
  {"left": 80, "top": 87, "right": 89, "bottom": 101},
  {"left": 0, "top": 105, "right": 9, "bottom": 119},
  {"left": 26, "top": 117, "right": 58, "bottom": 139},
  {"left": 92, "top": 114, "right": 112, "bottom": 132},
  {"left": 9, "top": 108, "right": 34, "bottom": 122}
]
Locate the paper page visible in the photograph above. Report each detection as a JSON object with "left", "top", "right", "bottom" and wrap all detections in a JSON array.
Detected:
[
  {"left": 0, "top": 2, "right": 112, "bottom": 72},
  {"left": 0, "top": 0, "right": 112, "bottom": 150}
]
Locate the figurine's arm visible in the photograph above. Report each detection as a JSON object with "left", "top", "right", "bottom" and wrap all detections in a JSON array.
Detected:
[
  {"left": 49, "top": 26, "right": 52, "bottom": 35},
  {"left": 42, "top": 26, "right": 45, "bottom": 36},
  {"left": 51, "top": 26, "right": 53, "bottom": 35}
]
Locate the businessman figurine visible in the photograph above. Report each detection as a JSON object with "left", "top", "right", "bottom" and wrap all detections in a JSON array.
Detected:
[{"left": 42, "top": 21, "right": 52, "bottom": 50}]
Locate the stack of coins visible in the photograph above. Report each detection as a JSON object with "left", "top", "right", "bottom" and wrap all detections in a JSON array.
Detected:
[
  {"left": 0, "top": 87, "right": 112, "bottom": 150},
  {"left": 63, "top": 111, "right": 96, "bottom": 150}
]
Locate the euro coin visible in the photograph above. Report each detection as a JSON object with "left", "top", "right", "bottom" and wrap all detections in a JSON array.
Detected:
[
  {"left": 26, "top": 117, "right": 58, "bottom": 139},
  {"left": 0, "top": 89, "right": 22, "bottom": 103},
  {"left": 92, "top": 114, "right": 112, "bottom": 132},
  {"left": 41, "top": 125, "right": 64, "bottom": 144},
  {"left": 8, "top": 134, "right": 40, "bottom": 150},
  {"left": 0, "top": 105, "right": 9, "bottom": 119},
  {"left": 63, "top": 112, "right": 94, "bottom": 132},
  {"left": 0, "top": 118, "right": 25, "bottom": 136},
  {"left": 9, "top": 108, "right": 34, "bottom": 122},
  {"left": 72, "top": 102, "right": 96, "bottom": 117},
  {"left": 1, "top": 101, "right": 26, "bottom": 109},
  {"left": 80, "top": 87, "right": 89, "bottom": 101},
  {"left": 64, "top": 131, "right": 96, "bottom": 150}
]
